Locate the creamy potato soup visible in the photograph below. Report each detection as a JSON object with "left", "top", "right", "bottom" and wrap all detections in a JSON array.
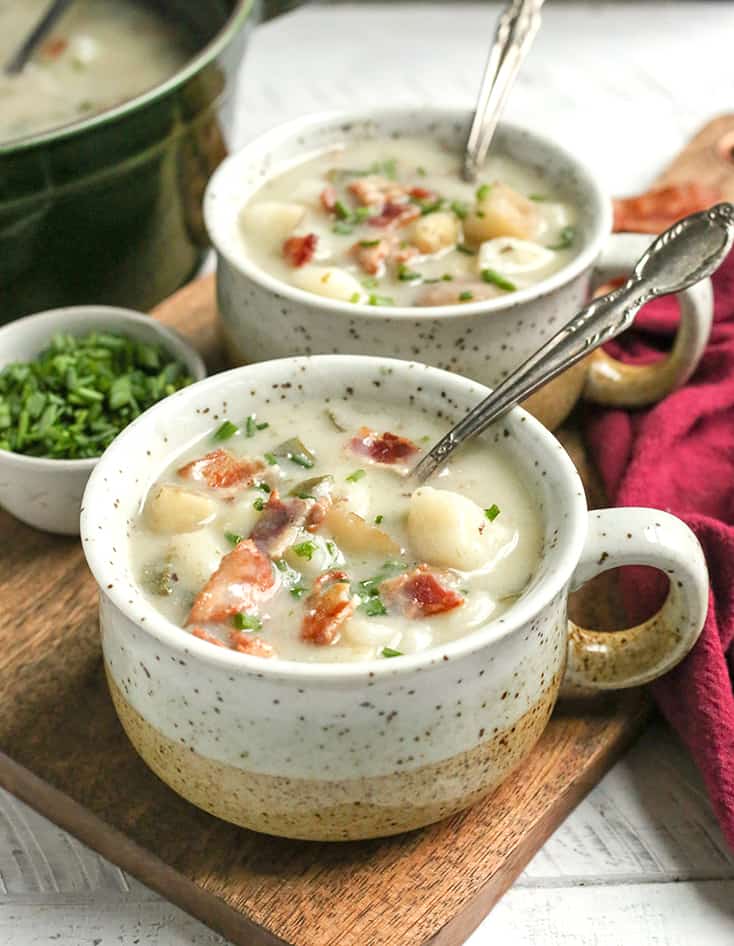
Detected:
[
  {"left": 0, "top": 0, "right": 192, "bottom": 142},
  {"left": 132, "top": 401, "right": 542, "bottom": 663},
  {"left": 239, "top": 136, "right": 577, "bottom": 308}
]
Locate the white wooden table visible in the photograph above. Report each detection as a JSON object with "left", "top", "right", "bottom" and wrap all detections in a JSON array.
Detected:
[{"left": 4, "top": 3, "right": 734, "bottom": 943}]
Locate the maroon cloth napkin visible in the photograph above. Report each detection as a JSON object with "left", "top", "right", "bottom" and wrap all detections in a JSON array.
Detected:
[{"left": 584, "top": 245, "right": 734, "bottom": 850}]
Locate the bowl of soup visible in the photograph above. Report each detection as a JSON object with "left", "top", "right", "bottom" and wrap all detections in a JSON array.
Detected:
[
  {"left": 81, "top": 354, "right": 708, "bottom": 840},
  {"left": 0, "top": 0, "right": 255, "bottom": 323},
  {"left": 205, "top": 107, "right": 713, "bottom": 430}
]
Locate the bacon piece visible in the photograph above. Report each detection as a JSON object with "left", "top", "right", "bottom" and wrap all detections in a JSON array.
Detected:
[
  {"left": 305, "top": 496, "right": 330, "bottom": 533},
  {"left": 409, "top": 186, "right": 438, "bottom": 202},
  {"left": 380, "top": 566, "right": 464, "bottom": 619},
  {"left": 393, "top": 242, "right": 420, "bottom": 266},
  {"left": 191, "top": 627, "right": 227, "bottom": 647},
  {"left": 40, "top": 37, "right": 68, "bottom": 60},
  {"left": 368, "top": 200, "right": 421, "bottom": 230},
  {"left": 187, "top": 539, "right": 277, "bottom": 625},
  {"left": 283, "top": 233, "right": 318, "bottom": 267},
  {"left": 350, "top": 427, "right": 420, "bottom": 466},
  {"left": 347, "top": 175, "right": 405, "bottom": 209},
  {"left": 320, "top": 186, "right": 337, "bottom": 213},
  {"left": 351, "top": 238, "right": 390, "bottom": 275},
  {"left": 249, "top": 490, "right": 311, "bottom": 558},
  {"left": 613, "top": 183, "right": 720, "bottom": 234},
  {"left": 230, "top": 632, "right": 276, "bottom": 658},
  {"left": 177, "top": 449, "right": 265, "bottom": 491},
  {"left": 301, "top": 570, "right": 356, "bottom": 645}
]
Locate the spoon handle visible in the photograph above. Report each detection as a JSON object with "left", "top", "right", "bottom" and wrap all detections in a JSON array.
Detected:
[
  {"left": 463, "top": 0, "right": 545, "bottom": 183},
  {"left": 412, "top": 202, "right": 734, "bottom": 483},
  {"left": 4, "top": 0, "right": 75, "bottom": 76}
]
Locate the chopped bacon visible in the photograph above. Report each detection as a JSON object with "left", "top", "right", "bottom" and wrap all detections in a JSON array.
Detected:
[
  {"left": 350, "top": 427, "right": 420, "bottom": 466},
  {"left": 249, "top": 490, "right": 311, "bottom": 559},
  {"left": 187, "top": 539, "right": 278, "bottom": 625},
  {"left": 283, "top": 233, "right": 318, "bottom": 267},
  {"left": 368, "top": 200, "right": 421, "bottom": 230},
  {"left": 40, "top": 37, "right": 68, "bottom": 60},
  {"left": 301, "top": 570, "right": 355, "bottom": 645},
  {"left": 347, "top": 175, "right": 404, "bottom": 209},
  {"left": 305, "top": 496, "right": 331, "bottom": 533},
  {"left": 191, "top": 627, "right": 227, "bottom": 647},
  {"left": 177, "top": 449, "right": 265, "bottom": 491},
  {"left": 351, "top": 238, "right": 390, "bottom": 275},
  {"left": 409, "top": 186, "right": 437, "bottom": 202},
  {"left": 393, "top": 242, "right": 420, "bottom": 266},
  {"left": 230, "top": 632, "right": 276, "bottom": 658},
  {"left": 613, "top": 183, "right": 720, "bottom": 234},
  {"left": 380, "top": 566, "right": 464, "bottom": 619},
  {"left": 320, "top": 186, "right": 337, "bottom": 213}
]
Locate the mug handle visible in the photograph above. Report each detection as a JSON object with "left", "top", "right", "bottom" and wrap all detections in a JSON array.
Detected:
[
  {"left": 582, "top": 232, "right": 714, "bottom": 407},
  {"left": 565, "top": 507, "right": 709, "bottom": 690}
]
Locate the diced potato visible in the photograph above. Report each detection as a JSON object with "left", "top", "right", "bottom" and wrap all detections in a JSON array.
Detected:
[
  {"left": 341, "top": 616, "right": 398, "bottom": 649},
  {"left": 477, "top": 237, "right": 555, "bottom": 277},
  {"left": 167, "top": 532, "right": 227, "bottom": 592},
  {"left": 411, "top": 211, "right": 459, "bottom": 255},
  {"left": 292, "top": 266, "right": 364, "bottom": 302},
  {"left": 239, "top": 201, "right": 306, "bottom": 251},
  {"left": 324, "top": 503, "right": 400, "bottom": 556},
  {"left": 463, "top": 183, "right": 540, "bottom": 244},
  {"left": 407, "top": 487, "right": 510, "bottom": 571},
  {"left": 144, "top": 485, "right": 216, "bottom": 534}
]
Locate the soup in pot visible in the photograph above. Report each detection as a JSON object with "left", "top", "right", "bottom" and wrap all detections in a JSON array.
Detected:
[
  {"left": 238, "top": 136, "right": 578, "bottom": 308},
  {"left": 0, "top": 0, "right": 192, "bottom": 143},
  {"left": 131, "top": 399, "right": 543, "bottom": 662}
]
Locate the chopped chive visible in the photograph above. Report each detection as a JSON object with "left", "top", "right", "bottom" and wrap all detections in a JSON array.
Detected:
[
  {"left": 397, "top": 264, "right": 422, "bottom": 282},
  {"left": 346, "top": 469, "right": 366, "bottom": 482},
  {"left": 450, "top": 200, "right": 468, "bottom": 219},
  {"left": 214, "top": 420, "right": 238, "bottom": 441},
  {"left": 457, "top": 243, "right": 476, "bottom": 255},
  {"left": 349, "top": 292, "right": 361, "bottom": 304},
  {"left": 290, "top": 586, "right": 306, "bottom": 599},
  {"left": 292, "top": 540, "right": 317, "bottom": 560},
  {"left": 353, "top": 206, "right": 371, "bottom": 222},
  {"left": 361, "top": 276, "right": 379, "bottom": 289},
  {"left": 245, "top": 415, "right": 257, "bottom": 437},
  {"left": 476, "top": 183, "right": 491, "bottom": 201},
  {"left": 334, "top": 200, "right": 351, "bottom": 220},
  {"left": 458, "top": 290, "right": 474, "bottom": 301},
  {"left": 274, "top": 559, "right": 289, "bottom": 572},
  {"left": 359, "top": 239, "right": 380, "bottom": 247},
  {"left": 326, "top": 540, "right": 337, "bottom": 556},
  {"left": 481, "top": 268, "right": 517, "bottom": 292},
  {"left": 257, "top": 420, "right": 269, "bottom": 430},
  {"left": 484, "top": 503, "right": 501, "bottom": 521},
  {"left": 549, "top": 225, "right": 576, "bottom": 250},
  {"left": 374, "top": 514, "right": 384, "bottom": 524},
  {"left": 225, "top": 531, "right": 243, "bottom": 546},
  {"left": 256, "top": 482, "right": 271, "bottom": 493},
  {"left": 441, "top": 273, "right": 454, "bottom": 281},
  {"left": 416, "top": 166, "right": 427, "bottom": 176},
  {"left": 232, "top": 612, "right": 262, "bottom": 631},
  {"left": 419, "top": 199, "right": 444, "bottom": 216},
  {"left": 368, "top": 294, "right": 395, "bottom": 307},
  {"left": 264, "top": 451, "right": 278, "bottom": 465},
  {"left": 332, "top": 221, "right": 354, "bottom": 235},
  {"left": 529, "top": 194, "right": 549, "bottom": 202},
  {"left": 253, "top": 497, "right": 265, "bottom": 511},
  {"left": 361, "top": 597, "right": 387, "bottom": 617},
  {"left": 382, "top": 646, "right": 403, "bottom": 658}
]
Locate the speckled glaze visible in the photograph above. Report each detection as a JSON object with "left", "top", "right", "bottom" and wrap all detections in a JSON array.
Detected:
[
  {"left": 81, "top": 356, "right": 709, "bottom": 840},
  {"left": 0, "top": 307, "right": 206, "bottom": 535},
  {"left": 205, "top": 108, "right": 713, "bottom": 430}
]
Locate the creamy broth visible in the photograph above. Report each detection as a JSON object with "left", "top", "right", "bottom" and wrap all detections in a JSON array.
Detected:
[
  {"left": 239, "top": 136, "right": 577, "bottom": 308},
  {"left": 0, "top": 0, "right": 192, "bottom": 143},
  {"left": 131, "top": 400, "right": 543, "bottom": 663}
]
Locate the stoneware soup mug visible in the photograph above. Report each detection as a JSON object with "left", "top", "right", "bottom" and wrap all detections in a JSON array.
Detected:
[
  {"left": 81, "top": 356, "right": 709, "bottom": 841},
  {"left": 205, "top": 107, "right": 714, "bottom": 430}
]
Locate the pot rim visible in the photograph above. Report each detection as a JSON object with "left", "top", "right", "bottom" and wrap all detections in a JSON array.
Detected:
[
  {"left": 0, "top": 0, "right": 255, "bottom": 156},
  {"left": 81, "top": 354, "right": 589, "bottom": 682},
  {"left": 204, "top": 105, "right": 613, "bottom": 321}
]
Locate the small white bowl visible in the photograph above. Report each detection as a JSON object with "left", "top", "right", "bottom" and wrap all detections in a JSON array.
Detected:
[{"left": 0, "top": 306, "right": 206, "bottom": 535}]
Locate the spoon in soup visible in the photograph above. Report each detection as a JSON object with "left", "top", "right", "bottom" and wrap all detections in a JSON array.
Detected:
[
  {"left": 4, "top": 0, "right": 75, "bottom": 75},
  {"left": 463, "top": 0, "right": 545, "bottom": 182},
  {"left": 411, "top": 202, "right": 734, "bottom": 482}
]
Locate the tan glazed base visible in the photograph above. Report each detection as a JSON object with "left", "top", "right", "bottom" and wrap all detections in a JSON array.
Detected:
[{"left": 108, "top": 668, "right": 561, "bottom": 841}]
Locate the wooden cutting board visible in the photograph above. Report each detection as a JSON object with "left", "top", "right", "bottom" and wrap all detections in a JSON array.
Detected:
[{"left": 1, "top": 116, "right": 731, "bottom": 946}]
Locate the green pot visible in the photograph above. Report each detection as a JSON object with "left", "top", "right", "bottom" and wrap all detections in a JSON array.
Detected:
[{"left": 0, "top": 0, "right": 256, "bottom": 324}]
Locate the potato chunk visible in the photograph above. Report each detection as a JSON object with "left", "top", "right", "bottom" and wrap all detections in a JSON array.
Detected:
[
  {"left": 463, "top": 183, "right": 540, "bottom": 244},
  {"left": 407, "top": 487, "right": 509, "bottom": 571},
  {"left": 145, "top": 485, "right": 216, "bottom": 534},
  {"left": 292, "top": 266, "right": 364, "bottom": 302},
  {"left": 477, "top": 237, "right": 555, "bottom": 277},
  {"left": 411, "top": 211, "right": 459, "bottom": 255},
  {"left": 239, "top": 201, "right": 306, "bottom": 251}
]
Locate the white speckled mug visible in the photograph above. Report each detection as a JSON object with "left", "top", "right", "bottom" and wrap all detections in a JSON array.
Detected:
[
  {"left": 204, "top": 107, "right": 713, "bottom": 431},
  {"left": 81, "top": 356, "right": 709, "bottom": 841}
]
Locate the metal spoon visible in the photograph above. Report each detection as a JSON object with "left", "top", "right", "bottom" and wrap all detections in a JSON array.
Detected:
[
  {"left": 463, "top": 0, "right": 545, "bottom": 183},
  {"left": 4, "top": 0, "right": 75, "bottom": 76},
  {"left": 411, "top": 202, "right": 734, "bottom": 483}
]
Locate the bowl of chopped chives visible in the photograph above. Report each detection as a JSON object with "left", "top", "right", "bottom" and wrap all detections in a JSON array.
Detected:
[{"left": 0, "top": 306, "right": 206, "bottom": 535}]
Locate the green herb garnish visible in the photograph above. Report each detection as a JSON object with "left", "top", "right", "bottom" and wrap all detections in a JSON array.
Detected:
[
  {"left": 456, "top": 244, "right": 476, "bottom": 256},
  {"left": 397, "top": 264, "right": 422, "bottom": 282},
  {"left": 382, "top": 647, "right": 403, "bottom": 658},
  {"left": 374, "top": 514, "right": 384, "bottom": 524},
  {"left": 256, "top": 481, "right": 272, "bottom": 493},
  {"left": 450, "top": 200, "right": 468, "bottom": 219},
  {"left": 361, "top": 276, "right": 379, "bottom": 289},
  {"left": 225, "top": 531, "right": 243, "bottom": 546},
  {"left": 245, "top": 415, "right": 257, "bottom": 438},
  {"left": 484, "top": 503, "right": 501, "bottom": 521},
  {"left": 274, "top": 559, "right": 289, "bottom": 572},
  {"left": 529, "top": 194, "right": 549, "bottom": 202},
  {"left": 0, "top": 332, "right": 194, "bottom": 460},
  {"left": 346, "top": 469, "right": 366, "bottom": 482},
  {"left": 253, "top": 497, "right": 265, "bottom": 511},
  {"left": 290, "top": 586, "right": 307, "bottom": 599},
  {"left": 459, "top": 290, "right": 474, "bottom": 301},
  {"left": 349, "top": 292, "right": 361, "bottom": 304},
  {"left": 214, "top": 420, "right": 238, "bottom": 441},
  {"left": 549, "top": 226, "right": 576, "bottom": 250},
  {"left": 293, "top": 540, "right": 317, "bottom": 560},
  {"left": 332, "top": 221, "right": 354, "bottom": 236},
  {"left": 359, "top": 239, "right": 381, "bottom": 247},
  {"left": 476, "top": 183, "right": 491, "bottom": 201},
  {"left": 334, "top": 200, "right": 351, "bottom": 220},
  {"left": 362, "top": 597, "right": 387, "bottom": 617},
  {"left": 232, "top": 613, "right": 262, "bottom": 631},
  {"left": 368, "top": 294, "right": 395, "bottom": 307},
  {"left": 264, "top": 452, "right": 278, "bottom": 466},
  {"left": 481, "top": 269, "right": 517, "bottom": 292}
]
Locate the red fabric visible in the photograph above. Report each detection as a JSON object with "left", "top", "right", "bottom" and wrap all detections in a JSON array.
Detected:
[{"left": 584, "top": 247, "right": 734, "bottom": 849}]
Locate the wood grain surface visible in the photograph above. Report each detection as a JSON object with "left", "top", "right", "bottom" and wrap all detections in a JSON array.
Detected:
[{"left": 0, "top": 114, "right": 728, "bottom": 946}]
